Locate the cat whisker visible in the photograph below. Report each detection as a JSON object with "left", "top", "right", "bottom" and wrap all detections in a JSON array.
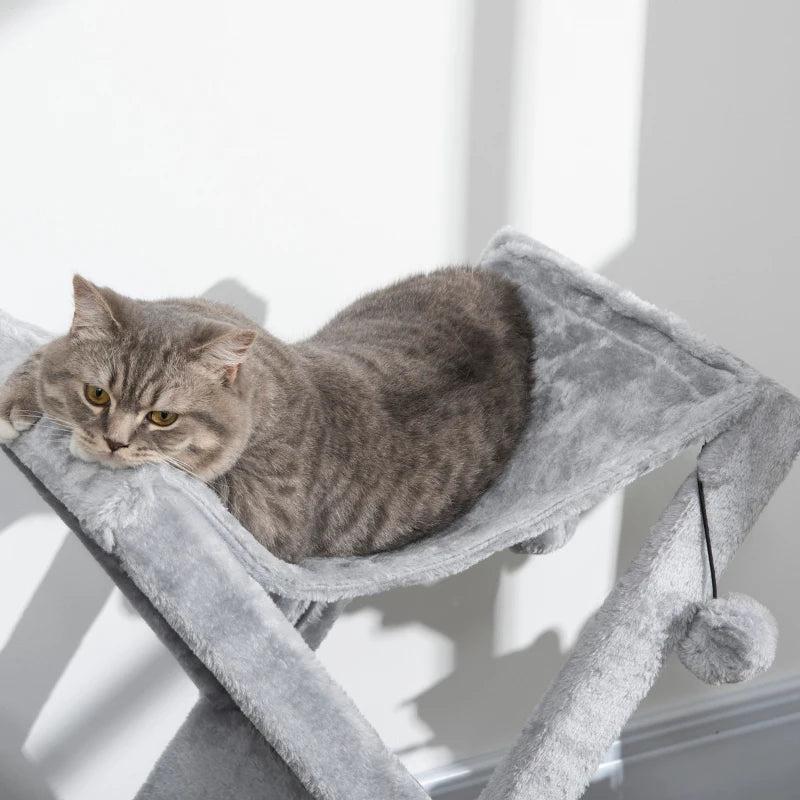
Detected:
[
  {"left": 163, "top": 453, "right": 191, "bottom": 468},
  {"left": 165, "top": 458, "right": 208, "bottom": 482},
  {"left": 30, "top": 424, "right": 75, "bottom": 436},
  {"left": 25, "top": 417, "right": 74, "bottom": 429},
  {"left": 14, "top": 411, "right": 75, "bottom": 431},
  {"left": 161, "top": 455, "right": 212, "bottom": 487},
  {"left": 23, "top": 419, "right": 71, "bottom": 431},
  {"left": 15, "top": 409, "right": 74, "bottom": 424},
  {"left": 169, "top": 454, "right": 199, "bottom": 472},
  {"left": 168, "top": 466, "right": 211, "bottom": 487},
  {"left": 40, "top": 421, "right": 76, "bottom": 432}
]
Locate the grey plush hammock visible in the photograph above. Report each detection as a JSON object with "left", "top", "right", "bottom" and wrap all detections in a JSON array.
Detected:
[{"left": 2, "top": 229, "right": 798, "bottom": 800}]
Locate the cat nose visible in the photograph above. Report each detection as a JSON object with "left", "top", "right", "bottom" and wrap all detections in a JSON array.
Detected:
[{"left": 104, "top": 437, "right": 129, "bottom": 453}]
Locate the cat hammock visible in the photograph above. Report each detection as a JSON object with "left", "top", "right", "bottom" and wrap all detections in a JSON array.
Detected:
[{"left": 2, "top": 229, "right": 799, "bottom": 800}]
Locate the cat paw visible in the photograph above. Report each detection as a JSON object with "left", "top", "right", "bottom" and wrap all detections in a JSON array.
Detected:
[
  {"left": 0, "top": 388, "right": 37, "bottom": 444},
  {"left": 0, "top": 417, "right": 18, "bottom": 445}
]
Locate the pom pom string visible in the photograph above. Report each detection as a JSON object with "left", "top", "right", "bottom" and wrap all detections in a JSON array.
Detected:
[
  {"left": 696, "top": 473, "right": 718, "bottom": 600},
  {"left": 679, "top": 472, "right": 778, "bottom": 685}
]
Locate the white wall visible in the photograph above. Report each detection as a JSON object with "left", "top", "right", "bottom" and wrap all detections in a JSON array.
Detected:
[{"left": 1, "top": 1, "right": 798, "bottom": 798}]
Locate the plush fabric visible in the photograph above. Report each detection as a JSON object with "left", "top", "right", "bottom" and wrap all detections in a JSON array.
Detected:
[
  {"left": 479, "top": 380, "right": 800, "bottom": 800},
  {"left": 677, "top": 592, "right": 779, "bottom": 685},
  {"left": 138, "top": 698, "right": 315, "bottom": 800},
  {"left": 1, "top": 229, "right": 797, "bottom": 800}
]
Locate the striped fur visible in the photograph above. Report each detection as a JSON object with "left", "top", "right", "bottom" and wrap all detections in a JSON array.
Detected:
[{"left": 0, "top": 269, "right": 532, "bottom": 562}]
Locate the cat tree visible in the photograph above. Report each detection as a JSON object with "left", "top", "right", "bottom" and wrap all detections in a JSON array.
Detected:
[{"left": 1, "top": 229, "right": 797, "bottom": 799}]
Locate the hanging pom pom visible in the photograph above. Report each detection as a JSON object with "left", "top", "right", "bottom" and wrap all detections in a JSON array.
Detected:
[
  {"left": 681, "top": 475, "right": 778, "bottom": 684},
  {"left": 677, "top": 593, "right": 778, "bottom": 685}
]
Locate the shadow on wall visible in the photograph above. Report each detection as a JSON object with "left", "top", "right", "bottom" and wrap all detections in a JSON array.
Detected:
[
  {"left": 0, "top": 279, "right": 265, "bottom": 800},
  {"left": 601, "top": 0, "right": 800, "bottom": 390},
  {"left": 347, "top": 551, "right": 566, "bottom": 760},
  {"left": 462, "top": 0, "right": 519, "bottom": 262},
  {"left": 0, "top": 451, "right": 113, "bottom": 800},
  {"left": 350, "top": 0, "right": 800, "bottom": 768},
  {"left": 0, "top": 461, "right": 80, "bottom": 800},
  {"left": 339, "top": 0, "right": 569, "bottom": 764},
  {"left": 202, "top": 279, "right": 269, "bottom": 328},
  {"left": 0, "top": 455, "right": 48, "bottom": 533},
  {"left": 603, "top": 0, "right": 800, "bottom": 713},
  {"left": 6, "top": 0, "right": 800, "bottom": 791}
]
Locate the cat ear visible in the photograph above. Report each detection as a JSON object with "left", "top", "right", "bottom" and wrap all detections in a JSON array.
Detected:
[
  {"left": 194, "top": 328, "right": 257, "bottom": 385},
  {"left": 71, "top": 275, "right": 120, "bottom": 339}
]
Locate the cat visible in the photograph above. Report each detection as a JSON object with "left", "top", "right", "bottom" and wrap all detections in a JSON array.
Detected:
[{"left": 0, "top": 268, "right": 532, "bottom": 562}]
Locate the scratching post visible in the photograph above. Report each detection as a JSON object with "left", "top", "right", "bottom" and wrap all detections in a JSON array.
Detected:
[{"left": 2, "top": 229, "right": 797, "bottom": 799}]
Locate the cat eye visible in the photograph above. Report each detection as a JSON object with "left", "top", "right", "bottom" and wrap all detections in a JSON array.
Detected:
[
  {"left": 148, "top": 410, "right": 178, "bottom": 427},
  {"left": 84, "top": 384, "right": 110, "bottom": 406}
]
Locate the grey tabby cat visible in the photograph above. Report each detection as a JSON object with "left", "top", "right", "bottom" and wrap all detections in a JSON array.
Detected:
[{"left": 0, "top": 269, "right": 532, "bottom": 562}]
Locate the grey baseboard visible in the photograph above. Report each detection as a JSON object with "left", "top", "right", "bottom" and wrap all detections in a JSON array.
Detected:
[{"left": 416, "top": 677, "right": 800, "bottom": 800}]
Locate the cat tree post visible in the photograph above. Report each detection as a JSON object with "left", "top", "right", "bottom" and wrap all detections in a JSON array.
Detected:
[
  {"left": 109, "top": 490, "right": 429, "bottom": 800},
  {"left": 138, "top": 696, "right": 315, "bottom": 800},
  {"left": 480, "top": 382, "right": 800, "bottom": 799},
  {"left": 1, "top": 229, "right": 797, "bottom": 800}
]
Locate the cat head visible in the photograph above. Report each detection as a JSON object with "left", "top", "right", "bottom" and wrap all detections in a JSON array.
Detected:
[{"left": 38, "top": 276, "right": 258, "bottom": 481}]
